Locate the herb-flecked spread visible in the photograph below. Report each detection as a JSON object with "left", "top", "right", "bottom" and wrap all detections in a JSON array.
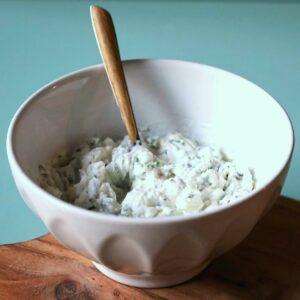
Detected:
[{"left": 39, "top": 132, "right": 254, "bottom": 217}]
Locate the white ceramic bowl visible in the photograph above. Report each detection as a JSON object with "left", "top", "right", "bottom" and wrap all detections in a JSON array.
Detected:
[{"left": 7, "top": 60, "right": 294, "bottom": 288}]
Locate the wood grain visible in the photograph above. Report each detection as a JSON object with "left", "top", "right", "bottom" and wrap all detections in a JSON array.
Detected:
[
  {"left": 0, "top": 196, "right": 299, "bottom": 300},
  {"left": 91, "top": 5, "right": 139, "bottom": 143}
]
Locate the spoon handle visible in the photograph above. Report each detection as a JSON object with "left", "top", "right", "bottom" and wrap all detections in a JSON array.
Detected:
[{"left": 90, "top": 5, "right": 139, "bottom": 143}]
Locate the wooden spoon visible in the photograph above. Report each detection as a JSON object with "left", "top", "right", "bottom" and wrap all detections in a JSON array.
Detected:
[{"left": 90, "top": 5, "right": 139, "bottom": 143}]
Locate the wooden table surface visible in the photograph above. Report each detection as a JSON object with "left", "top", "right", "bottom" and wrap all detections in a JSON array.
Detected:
[{"left": 0, "top": 196, "right": 299, "bottom": 300}]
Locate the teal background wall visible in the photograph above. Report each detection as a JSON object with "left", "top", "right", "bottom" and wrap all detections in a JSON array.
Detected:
[{"left": 0, "top": 0, "right": 299, "bottom": 244}]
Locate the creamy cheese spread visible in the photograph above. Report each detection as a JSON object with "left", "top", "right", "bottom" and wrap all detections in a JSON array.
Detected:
[{"left": 39, "top": 132, "right": 254, "bottom": 217}]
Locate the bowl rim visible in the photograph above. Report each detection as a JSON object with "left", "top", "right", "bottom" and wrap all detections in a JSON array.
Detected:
[{"left": 6, "top": 58, "right": 295, "bottom": 224}]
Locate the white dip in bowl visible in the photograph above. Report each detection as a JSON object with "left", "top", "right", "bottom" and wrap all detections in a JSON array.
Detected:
[
  {"left": 7, "top": 60, "right": 294, "bottom": 288},
  {"left": 40, "top": 132, "right": 254, "bottom": 217}
]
